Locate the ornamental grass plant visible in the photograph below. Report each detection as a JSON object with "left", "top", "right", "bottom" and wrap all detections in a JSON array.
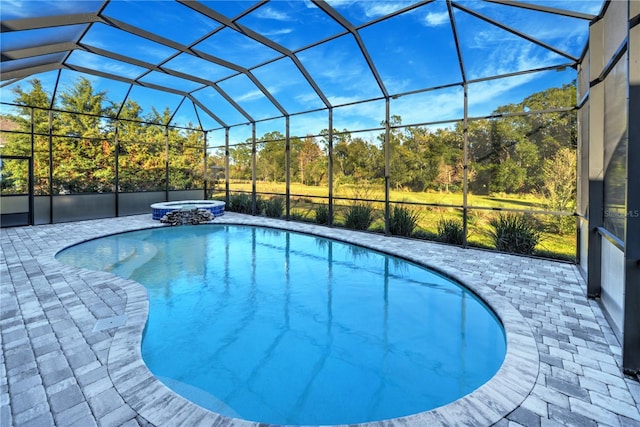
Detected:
[
  {"left": 437, "top": 218, "right": 465, "bottom": 245},
  {"left": 344, "top": 203, "right": 375, "bottom": 231},
  {"left": 315, "top": 204, "right": 330, "bottom": 225},
  {"left": 261, "top": 196, "right": 284, "bottom": 218},
  {"left": 488, "top": 213, "right": 541, "bottom": 254},
  {"left": 227, "top": 193, "right": 253, "bottom": 214},
  {"left": 389, "top": 205, "right": 421, "bottom": 237}
]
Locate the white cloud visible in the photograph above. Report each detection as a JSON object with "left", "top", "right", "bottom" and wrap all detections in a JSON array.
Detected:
[
  {"left": 330, "top": 97, "right": 386, "bottom": 129},
  {"left": 295, "top": 91, "right": 324, "bottom": 105},
  {"left": 391, "top": 88, "right": 464, "bottom": 125},
  {"left": 325, "top": 0, "right": 413, "bottom": 19},
  {"left": 260, "top": 28, "right": 294, "bottom": 37},
  {"left": 265, "top": 84, "right": 281, "bottom": 97},
  {"left": 424, "top": 11, "right": 449, "bottom": 27},
  {"left": 383, "top": 76, "right": 414, "bottom": 95},
  {"left": 254, "top": 7, "right": 291, "bottom": 21},
  {"left": 471, "top": 29, "right": 518, "bottom": 49},
  {"left": 325, "top": 0, "right": 356, "bottom": 9},
  {"left": 469, "top": 74, "right": 534, "bottom": 105},
  {"left": 289, "top": 114, "right": 330, "bottom": 136},
  {"left": 464, "top": 46, "right": 550, "bottom": 115},
  {"left": 236, "top": 89, "right": 265, "bottom": 103},
  {"left": 363, "top": 3, "right": 407, "bottom": 18}
]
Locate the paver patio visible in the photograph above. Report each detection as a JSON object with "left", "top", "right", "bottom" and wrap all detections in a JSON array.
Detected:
[{"left": 1, "top": 214, "right": 639, "bottom": 426}]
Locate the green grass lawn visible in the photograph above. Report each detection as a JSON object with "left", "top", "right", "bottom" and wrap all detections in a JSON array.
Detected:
[{"left": 215, "top": 180, "right": 576, "bottom": 261}]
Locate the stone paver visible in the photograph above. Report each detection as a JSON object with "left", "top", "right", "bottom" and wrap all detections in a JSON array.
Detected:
[{"left": 1, "top": 213, "right": 639, "bottom": 426}]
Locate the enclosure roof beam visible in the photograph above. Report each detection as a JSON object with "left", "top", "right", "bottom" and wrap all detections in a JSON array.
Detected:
[
  {"left": 189, "top": 96, "right": 228, "bottom": 129},
  {"left": 484, "top": 0, "right": 596, "bottom": 20},
  {"left": 73, "top": 67, "right": 220, "bottom": 129},
  {"left": 0, "top": 14, "right": 232, "bottom": 116},
  {"left": 447, "top": 0, "right": 467, "bottom": 84},
  {"left": 77, "top": 43, "right": 217, "bottom": 90},
  {"left": 96, "top": 15, "right": 271, "bottom": 121},
  {"left": 356, "top": 0, "right": 437, "bottom": 30},
  {"left": 178, "top": 0, "right": 332, "bottom": 109},
  {"left": 63, "top": 64, "right": 232, "bottom": 126},
  {"left": 452, "top": 1, "right": 579, "bottom": 63},
  {"left": 98, "top": 16, "right": 243, "bottom": 74},
  {"left": 467, "top": 62, "right": 575, "bottom": 84},
  {"left": 64, "top": 63, "right": 183, "bottom": 96},
  {"left": 1, "top": 42, "right": 78, "bottom": 62},
  {"left": 1, "top": 63, "right": 61, "bottom": 81},
  {"left": 0, "top": 14, "right": 100, "bottom": 32},
  {"left": 64, "top": 63, "right": 226, "bottom": 127},
  {"left": 0, "top": 37, "right": 248, "bottom": 124},
  {"left": 0, "top": 77, "right": 24, "bottom": 89},
  {"left": 312, "top": 0, "right": 389, "bottom": 99},
  {"left": 91, "top": 16, "right": 253, "bottom": 122}
]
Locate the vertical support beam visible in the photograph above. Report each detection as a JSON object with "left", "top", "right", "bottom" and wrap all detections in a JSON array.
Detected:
[
  {"left": 587, "top": 19, "right": 605, "bottom": 298},
  {"left": 29, "top": 108, "right": 34, "bottom": 226},
  {"left": 48, "top": 71, "right": 61, "bottom": 224},
  {"left": 251, "top": 123, "right": 257, "bottom": 215},
  {"left": 328, "top": 108, "right": 334, "bottom": 226},
  {"left": 164, "top": 125, "right": 170, "bottom": 202},
  {"left": 27, "top": 107, "right": 36, "bottom": 225},
  {"left": 48, "top": 110, "right": 53, "bottom": 224},
  {"left": 285, "top": 116, "right": 291, "bottom": 219},
  {"left": 576, "top": 58, "right": 589, "bottom": 272},
  {"left": 203, "top": 130, "right": 208, "bottom": 200},
  {"left": 622, "top": 8, "right": 640, "bottom": 375},
  {"left": 114, "top": 122, "right": 119, "bottom": 216},
  {"left": 225, "top": 128, "right": 230, "bottom": 206},
  {"left": 462, "top": 83, "right": 469, "bottom": 247},
  {"left": 384, "top": 98, "right": 391, "bottom": 235},
  {"left": 28, "top": 156, "right": 34, "bottom": 226}
]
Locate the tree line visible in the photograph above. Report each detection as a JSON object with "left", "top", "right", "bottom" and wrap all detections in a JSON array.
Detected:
[
  {"left": 1, "top": 77, "right": 204, "bottom": 194},
  {"left": 1, "top": 77, "right": 576, "bottom": 222},
  {"left": 226, "top": 83, "right": 576, "bottom": 211}
]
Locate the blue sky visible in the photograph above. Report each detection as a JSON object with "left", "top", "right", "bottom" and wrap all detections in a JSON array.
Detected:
[{"left": 1, "top": 0, "right": 603, "bottom": 142}]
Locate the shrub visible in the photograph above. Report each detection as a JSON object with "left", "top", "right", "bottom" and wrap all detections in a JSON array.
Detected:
[
  {"left": 344, "top": 203, "right": 375, "bottom": 230},
  {"left": 261, "top": 196, "right": 284, "bottom": 218},
  {"left": 315, "top": 205, "right": 329, "bottom": 225},
  {"left": 289, "top": 211, "right": 310, "bottom": 222},
  {"left": 227, "top": 193, "right": 253, "bottom": 214},
  {"left": 389, "top": 206, "right": 420, "bottom": 237},
  {"left": 437, "top": 218, "right": 464, "bottom": 245},
  {"left": 488, "top": 213, "right": 541, "bottom": 254}
]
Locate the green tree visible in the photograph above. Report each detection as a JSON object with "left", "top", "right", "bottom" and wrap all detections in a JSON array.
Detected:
[
  {"left": 1, "top": 78, "right": 52, "bottom": 194},
  {"left": 295, "top": 135, "right": 324, "bottom": 185},
  {"left": 467, "top": 83, "right": 576, "bottom": 195},
  {"left": 542, "top": 147, "right": 577, "bottom": 234},
  {"left": 228, "top": 144, "right": 252, "bottom": 181},
  {"left": 53, "top": 78, "right": 112, "bottom": 192},
  {"left": 169, "top": 126, "right": 205, "bottom": 190},
  {"left": 399, "top": 126, "right": 462, "bottom": 192},
  {"left": 256, "top": 132, "right": 286, "bottom": 182}
]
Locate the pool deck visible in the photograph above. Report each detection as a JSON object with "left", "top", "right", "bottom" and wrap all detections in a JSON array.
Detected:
[{"left": 1, "top": 213, "right": 639, "bottom": 427}]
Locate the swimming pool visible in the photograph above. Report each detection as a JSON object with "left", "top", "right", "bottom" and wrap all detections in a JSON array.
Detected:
[{"left": 57, "top": 224, "right": 506, "bottom": 425}]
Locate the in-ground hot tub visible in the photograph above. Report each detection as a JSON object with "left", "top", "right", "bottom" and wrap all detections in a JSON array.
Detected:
[{"left": 151, "top": 200, "right": 225, "bottom": 220}]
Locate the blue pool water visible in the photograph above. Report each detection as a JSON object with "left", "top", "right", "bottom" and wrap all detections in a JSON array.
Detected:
[{"left": 56, "top": 225, "right": 506, "bottom": 425}]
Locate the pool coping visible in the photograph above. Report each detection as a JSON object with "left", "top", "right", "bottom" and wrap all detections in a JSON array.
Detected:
[{"left": 68, "top": 216, "right": 539, "bottom": 426}]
